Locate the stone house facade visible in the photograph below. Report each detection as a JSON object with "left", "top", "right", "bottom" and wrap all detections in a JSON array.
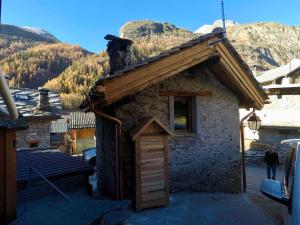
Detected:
[
  {"left": 115, "top": 72, "right": 241, "bottom": 194},
  {"left": 0, "top": 87, "right": 61, "bottom": 149},
  {"left": 251, "top": 59, "right": 300, "bottom": 149},
  {"left": 258, "top": 94, "right": 300, "bottom": 149},
  {"left": 82, "top": 33, "right": 267, "bottom": 200},
  {"left": 16, "top": 120, "right": 52, "bottom": 148}
]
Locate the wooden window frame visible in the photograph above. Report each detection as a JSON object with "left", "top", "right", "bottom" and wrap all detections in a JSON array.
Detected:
[
  {"left": 174, "top": 96, "right": 193, "bottom": 133},
  {"left": 169, "top": 95, "right": 200, "bottom": 135}
]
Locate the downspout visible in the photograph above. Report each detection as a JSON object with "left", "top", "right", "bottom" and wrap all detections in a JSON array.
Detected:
[
  {"left": 91, "top": 103, "right": 123, "bottom": 200},
  {"left": 240, "top": 109, "right": 255, "bottom": 193},
  {"left": 0, "top": 72, "right": 18, "bottom": 120}
]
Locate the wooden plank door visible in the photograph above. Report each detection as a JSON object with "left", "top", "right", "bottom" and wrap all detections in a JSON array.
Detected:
[{"left": 135, "top": 135, "right": 169, "bottom": 211}]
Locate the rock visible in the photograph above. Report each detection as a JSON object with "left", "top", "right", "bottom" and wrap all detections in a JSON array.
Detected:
[{"left": 120, "top": 20, "right": 193, "bottom": 39}]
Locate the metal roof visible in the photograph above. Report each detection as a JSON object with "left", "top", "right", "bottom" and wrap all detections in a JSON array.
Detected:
[
  {"left": 51, "top": 120, "right": 69, "bottom": 133},
  {"left": 257, "top": 59, "right": 300, "bottom": 83},
  {"left": 16, "top": 149, "right": 92, "bottom": 183},
  {"left": 0, "top": 87, "right": 62, "bottom": 119},
  {"left": 69, "top": 112, "right": 96, "bottom": 129}
]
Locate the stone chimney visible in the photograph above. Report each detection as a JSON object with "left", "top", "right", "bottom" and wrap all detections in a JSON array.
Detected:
[
  {"left": 104, "top": 34, "right": 133, "bottom": 74},
  {"left": 37, "top": 87, "right": 51, "bottom": 111}
]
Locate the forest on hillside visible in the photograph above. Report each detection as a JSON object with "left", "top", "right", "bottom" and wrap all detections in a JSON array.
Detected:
[{"left": 2, "top": 21, "right": 300, "bottom": 109}]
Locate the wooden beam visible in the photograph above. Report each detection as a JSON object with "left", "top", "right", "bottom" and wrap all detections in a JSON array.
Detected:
[
  {"left": 106, "top": 51, "right": 215, "bottom": 105},
  {"left": 92, "top": 37, "right": 266, "bottom": 109},
  {"left": 102, "top": 41, "right": 215, "bottom": 105},
  {"left": 266, "top": 87, "right": 300, "bottom": 95},
  {"left": 159, "top": 90, "right": 212, "bottom": 97},
  {"left": 0, "top": 130, "right": 16, "bottom": 225},
  {"left": 0, "top": 130, "right": 5, "bottom": 225},
  {"left": 5, "top": 130, "right": 16, "bottom": 224},
  {"left": 216, "top": 43, "right": 265, "bottom": 109}
]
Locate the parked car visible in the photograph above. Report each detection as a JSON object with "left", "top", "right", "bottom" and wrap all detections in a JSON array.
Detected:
[
  {"left": 82, "top": 147, "right": 96, "bottom": 166},
  {"left": 260, "top": 139, "right": 300, "bottom": 225}
]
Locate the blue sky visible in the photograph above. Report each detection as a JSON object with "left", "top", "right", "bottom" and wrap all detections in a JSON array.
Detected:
[{"left": 2, "top": 0, "right": 300, "bottom": 53}]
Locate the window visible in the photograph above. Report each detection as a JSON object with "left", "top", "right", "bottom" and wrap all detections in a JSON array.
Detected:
[
  {"left": 174, "top": 97, "right": 192, "bottom": 131},
  {"left": 169, "top": 95, "right": 200, "bottom": 134}
]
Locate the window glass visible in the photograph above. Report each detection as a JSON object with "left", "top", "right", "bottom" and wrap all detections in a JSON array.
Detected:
[{"left": 174, "top": 97, "right": 191, "bottom": 131}]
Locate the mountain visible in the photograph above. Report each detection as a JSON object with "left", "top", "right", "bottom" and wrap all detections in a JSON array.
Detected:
[
  {"left": 194, "top": 19, "right": 238, "bottom": 34},
  {"left": 2, "top": 20, "right": 300, "bottom": 109},
  {"left": 120, "top": 20, "right": 195, "bottom": 39},
  {"left": 226, "top": 22, "right": 300, "bottom": 73},
  {"left": 44, "top": 53, "right": 109, "bottom": 109},
  {"left": 120, "top": 20, "right": 198, "bottom": 64},
  {"left": 123, "top": 20, "right": 300, "bottom": 74},
  {"left": 1, "top": 43, "right": 91, "bottom": 89},
  {"left": 21, "top": 26, "right": 58, "bottom": 41},
  {"left": 194, "top": 20, "right": 300, "bottom": 73},
  {"left": 0, "top": 24, "right": 59, "bottom": 60}
]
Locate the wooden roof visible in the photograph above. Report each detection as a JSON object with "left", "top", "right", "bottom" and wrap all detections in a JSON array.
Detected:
[
  {"left": 88, "top": 32, "right": 268, "bottom": 110},
  {"left": 130, "top": 117, "right": 173, "bottom": 141}
]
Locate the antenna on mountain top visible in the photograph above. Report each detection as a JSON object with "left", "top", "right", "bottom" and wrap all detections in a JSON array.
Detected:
[{"left": 221, "top": 0, "right": 227, "bottom": 38}]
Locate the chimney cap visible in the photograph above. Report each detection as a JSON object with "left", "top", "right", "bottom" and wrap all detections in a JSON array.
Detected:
[
  {"left": 104, "top": 34, "right": 133, "bottom": 44},
  {"left": 38, "top": 87, "right": 50, "bottom": 93}
]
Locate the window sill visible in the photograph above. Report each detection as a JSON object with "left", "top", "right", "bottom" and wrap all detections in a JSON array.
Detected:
[{"left": 174, "top": 132, "right": 197, "bottom": 137}]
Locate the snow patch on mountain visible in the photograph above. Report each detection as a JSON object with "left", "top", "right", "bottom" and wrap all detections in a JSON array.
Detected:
[
  {"left": 22, "top": 26, "right": 49, "bottom": 35},
  {"left": 194, "top": 19, "right": 238, "bottom": 34}
]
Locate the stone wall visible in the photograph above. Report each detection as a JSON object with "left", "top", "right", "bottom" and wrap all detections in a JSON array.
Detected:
[
  {"left": 260, "top": 128, "right": 300, "bottom": 146},
  {"left": 115, "top": 70, "right": 241, "bottom": 196},
  {"left": 260, "top": 128, "right": 300, "bottom": 162},
  {"left": 264, "top": 95, "right": 300, "bottom": 110},
  {"left": 16, "top": 120, "right": 51, "bottom": 149}
]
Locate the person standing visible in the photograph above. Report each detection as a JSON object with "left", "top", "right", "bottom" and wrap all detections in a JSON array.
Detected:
[{"left": 264, "top": 146, "right": 279, "bottom": 180}]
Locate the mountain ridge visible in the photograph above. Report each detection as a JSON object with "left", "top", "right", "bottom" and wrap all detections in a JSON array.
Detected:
[{"left": 1, "top": 20, "right": 300, "bottom": 108}]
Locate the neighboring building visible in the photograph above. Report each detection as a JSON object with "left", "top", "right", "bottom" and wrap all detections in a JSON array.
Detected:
[
  {"left": 50, "top": 119, "right": 68, "bottom": 147},
  {"left": 256, "top": 59, "right": 300, "bottom": 86},
  {"left": 81, "top": 33, "right": 267, "bottom": 202},
  {"left": 69, "top": 112, "right": 96, "bottom": 154},
  {"left": 245, "top": 59, "right": 300, "bottom": 151},
  {"left": 0, "top": 87, "right": 61, "bottom": 149},
  {"left": 257, "top": 90, "right": 300, "bottom": 148},
  {"left": 49, "top": 112, "right": 96, "bottom": 154}
]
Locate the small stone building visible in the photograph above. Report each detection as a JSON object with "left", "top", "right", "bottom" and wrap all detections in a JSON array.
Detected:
[
  {"left": 0, "top": 87, "right": 61, "bottom": 149},
  {"left": 249, "top": 59, "right": 300, "bottom": 150},
  {"left": 81, "top": 33, "right": 268, "bottom": 200},
  {"left": 257, "top": 90, "right": 300, "bottom": 148}
]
